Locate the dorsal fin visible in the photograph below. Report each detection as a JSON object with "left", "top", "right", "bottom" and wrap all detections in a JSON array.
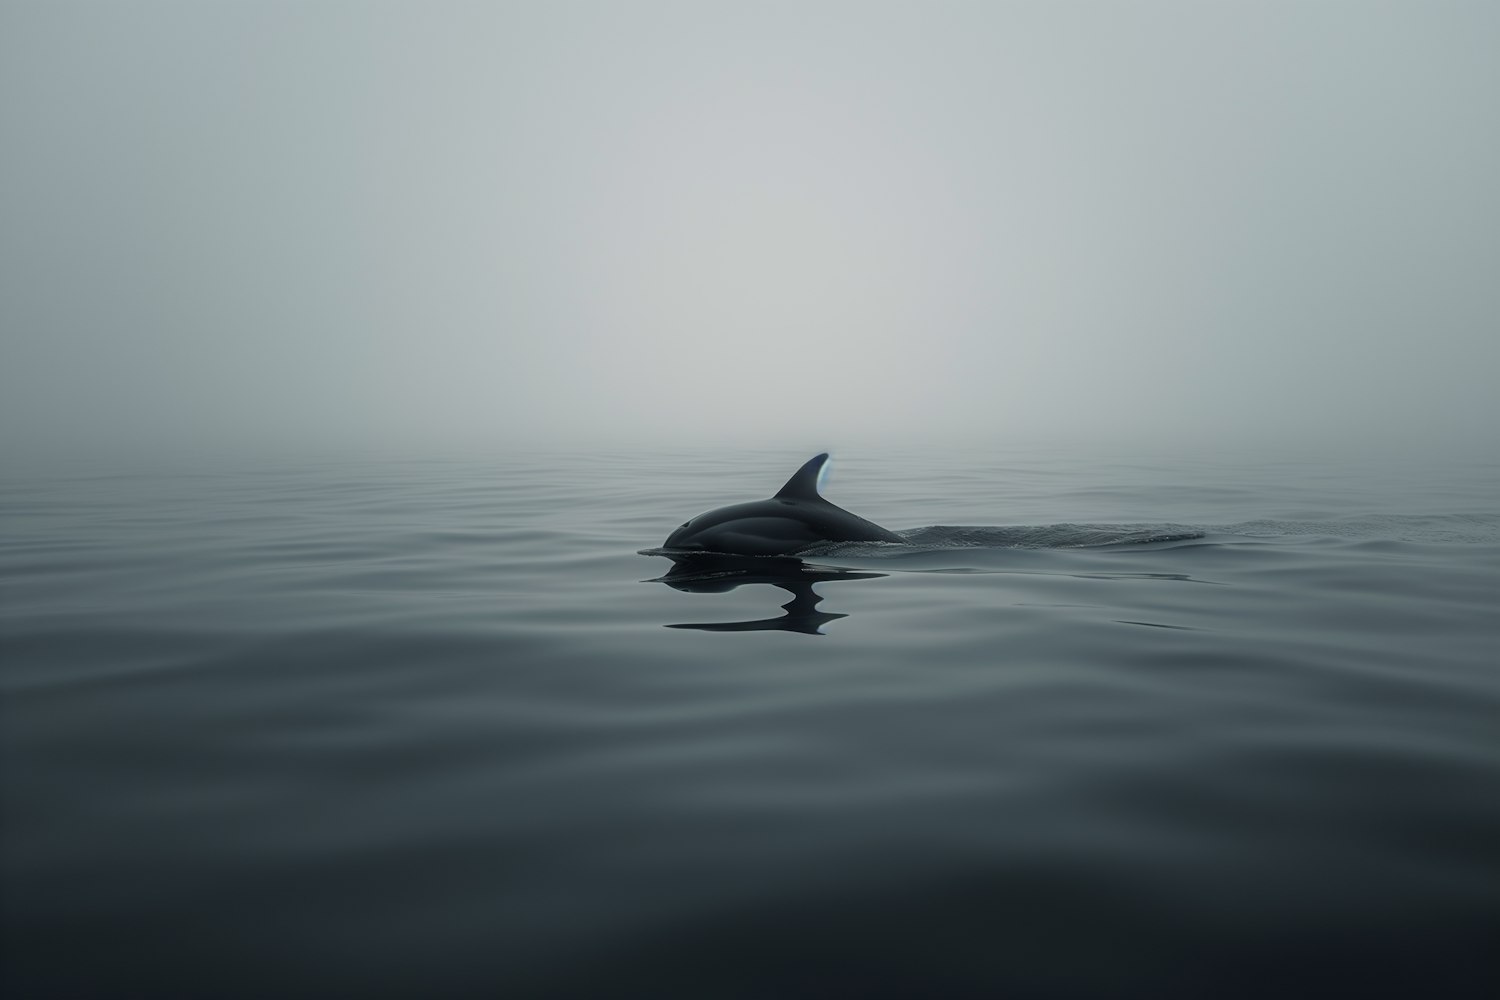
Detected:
[{"left": 774, "top": 454, "right": 830, "bottom": 502}]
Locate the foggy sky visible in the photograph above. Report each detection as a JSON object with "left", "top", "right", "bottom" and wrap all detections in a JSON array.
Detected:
[{"left": 2, "top": 2, "right": 1497, "bottom": 461}]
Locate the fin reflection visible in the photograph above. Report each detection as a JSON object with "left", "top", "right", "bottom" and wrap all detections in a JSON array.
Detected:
[{"left": 645, "top": 554, "right": 883, "bottom": 635}]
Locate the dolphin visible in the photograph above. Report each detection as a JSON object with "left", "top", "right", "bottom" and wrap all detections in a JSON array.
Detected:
[{"left": 660, "top": 454, "right": 903, "bottom": 556}]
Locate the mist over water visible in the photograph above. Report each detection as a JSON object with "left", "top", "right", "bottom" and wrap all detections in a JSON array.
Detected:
[{"left": 2, "top": 2, "right": 1498, "bottom": 459}]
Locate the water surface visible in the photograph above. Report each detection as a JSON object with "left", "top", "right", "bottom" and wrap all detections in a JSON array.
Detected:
[{"left": 3, "top": 449, "right": 1497, "bottom": 998}]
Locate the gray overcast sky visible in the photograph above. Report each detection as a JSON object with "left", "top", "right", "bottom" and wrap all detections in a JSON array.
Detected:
[{"left": 2, "top": 1, "right": 1496, "bottom": 461}]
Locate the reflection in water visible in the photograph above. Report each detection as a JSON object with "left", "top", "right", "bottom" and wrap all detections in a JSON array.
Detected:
[{"left": 646, "top": 554, "right": 884, "bottom": 635}]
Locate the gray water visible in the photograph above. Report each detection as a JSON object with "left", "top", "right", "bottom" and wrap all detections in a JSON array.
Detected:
[{"left": 3, "top": 448, "right": 1498, "bottom": 998}]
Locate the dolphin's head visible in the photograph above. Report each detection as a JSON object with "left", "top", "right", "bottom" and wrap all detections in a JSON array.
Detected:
[{"left": 663, "top": 518, "right": 706, "bottom": 551}]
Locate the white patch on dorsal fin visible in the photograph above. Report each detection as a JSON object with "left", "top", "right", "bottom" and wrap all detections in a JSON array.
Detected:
[{"left": 774, "top": 454, "right": 830, "bottom": 502}]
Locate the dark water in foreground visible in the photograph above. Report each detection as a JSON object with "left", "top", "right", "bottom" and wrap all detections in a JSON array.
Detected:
[{"left": 3, "top": 449, "right": 1498, "bottom": 998}]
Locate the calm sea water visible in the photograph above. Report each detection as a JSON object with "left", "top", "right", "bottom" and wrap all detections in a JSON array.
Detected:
[{"left": 3, "top": 448, "right": 1498, "bottom": 998}]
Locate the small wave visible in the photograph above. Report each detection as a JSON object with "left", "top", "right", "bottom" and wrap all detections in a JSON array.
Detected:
[
  {"left": 1210, "top": 514, "right": 1500, "bottom": 544},
  {"left": 799, "top": 524, "right": 1205, "bottom": 557},
  {"left": 799, "top": 515, "right": 1499, "bottom": 556}
]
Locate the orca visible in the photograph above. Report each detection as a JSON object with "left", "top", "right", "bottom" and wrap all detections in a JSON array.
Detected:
[{"left": 660, "top": 454, "right": 903, "bottom": 556}]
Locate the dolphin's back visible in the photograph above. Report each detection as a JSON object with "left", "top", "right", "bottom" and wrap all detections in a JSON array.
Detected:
[{"left": 661, "top": 455, "right": 902, "bottom": 555}]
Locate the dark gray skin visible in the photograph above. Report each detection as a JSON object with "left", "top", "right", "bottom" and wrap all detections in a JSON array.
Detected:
[{"left": 662, "top": 454, "right": 904, "bottom": 556}]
